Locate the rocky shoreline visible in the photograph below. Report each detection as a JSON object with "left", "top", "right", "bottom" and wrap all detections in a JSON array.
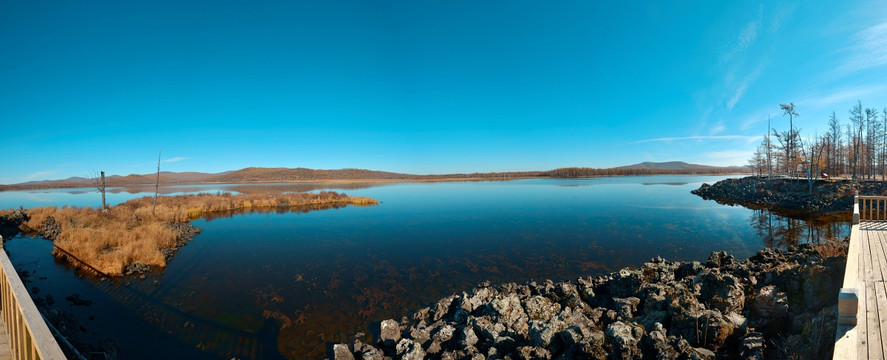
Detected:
[
  {"left": 333, "top": 242, "right": 846, "bottom": 360},
  {"left": 691, "top": 176, "right": 887, "bottom": 213}
]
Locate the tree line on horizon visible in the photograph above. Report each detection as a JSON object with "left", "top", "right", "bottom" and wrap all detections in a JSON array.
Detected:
[
  {"left": 0, "top": 164, "right": 753, "bottom": 192},
  {"left": 747, "top": 101, "right": 887, "bottom": 186},
  {"left": 542, "top": 167, "right": 745, "bottom": 178}
]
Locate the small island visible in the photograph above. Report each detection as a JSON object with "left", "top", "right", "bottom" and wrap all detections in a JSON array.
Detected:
[
  {"left": 691, "top": 176, "right": 887, "bottom": 214},
  {"left": 0, "top": 191, "right": 378, "bottom": 276}
]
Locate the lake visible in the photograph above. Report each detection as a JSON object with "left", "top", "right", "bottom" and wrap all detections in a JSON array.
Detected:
[{"left": 0, "top": 176, "right": 850, "bottom": 359}]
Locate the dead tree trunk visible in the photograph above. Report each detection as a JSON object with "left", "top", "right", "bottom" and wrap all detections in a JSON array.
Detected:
[
  {"left": 101, "top": 171, "right": 106, "bottom": 209},
  {"left": 94, "top": 170, "right": 107, "bottom": 210},
  {"left": 153, "top": 151, "right": 161, "bottom": 216}
]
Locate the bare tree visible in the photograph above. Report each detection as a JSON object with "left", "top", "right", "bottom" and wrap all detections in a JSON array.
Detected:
[
  {"left": 772, "top": 129, "right": 792, "bottom": 174},
  {"left": 767, "top": 115, "right": 773, "bottom": 179},
  {"left": 153, "top": 151, "right": 161, "bottom": 216},
  {"left": 780, "top": 102, "right": 799, "bottom": 177},
  {"left": 799, "top": 134, "right": 825, "bottom": 193},
  {"left": 865, "top": 107, "right": 880, "bottom": 179},
  {"left": 748, "top": 140, "right": 768, "bottom": 176},
  {"left": 846, "top": 123, "right": 855, "bottom": 179},
  {"left": 92, "top": 170, "right": 107, "bottom": 210},
  {"left": 827, "top": 112, "right": 840, "bottom": 176},
  {"left": 850, "top": 101, "right": 864, "bottom": 187}
]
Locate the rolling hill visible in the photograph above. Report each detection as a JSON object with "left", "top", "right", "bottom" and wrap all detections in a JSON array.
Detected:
[
  {"left": 616, "top": 161, "right": 721, "bottom": 170},
  {"left": 0, "top": 162, "right": 749, "bottom": 190}
]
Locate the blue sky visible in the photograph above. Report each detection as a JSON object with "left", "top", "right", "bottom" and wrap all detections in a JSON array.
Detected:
[{"left": 2, "top": 1, "right": 886, "bottom": 184}]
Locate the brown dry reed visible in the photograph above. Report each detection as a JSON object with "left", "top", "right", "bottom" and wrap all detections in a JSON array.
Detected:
[
  {"left": 813, "top": 238, "right": 847, "bottom": 258},
  {"left": 7, "top": 191, "right": 377, "bottom": 276}
]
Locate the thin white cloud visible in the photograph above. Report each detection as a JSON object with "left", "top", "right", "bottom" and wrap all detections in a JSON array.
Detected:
[
  {"left": 840, "top": 21, "right": 887, "bottom": 73},
  {"left": 727, "top": 64, "right": 765, "bottom": 111},
  {"left": 766, "top": 2, "right": 796, "bottom": 33},
  {"left": 710, "top": 124, "right": 726, "bottom": 135},
  {"left": 721, "top": 20, "right": 760, "bottom": 65},
  {"left": 25, "top": 170, "right": 55, "bottom": 181},
  {"left": 797, "top": 85, "right": 887, "bottom": 110},
  {"left": 739, "top": 108, "right": 775, "bottom": 132},
  {"left": 737, "top": 22, "right": 759, "bottom": 51},
  {"left": 704, "top": 150, "right": 752, "bottom": 160},
  {"left": 128, "top": 156, "right": 190, "bottom": 169},
  {"left": 632, "top": 135, "right": 760, "bottom": 144},
  {"left": 162, "top": 156, "right": 190, "bottom": 163},
  {"left": 699, "top": 150, "right": 755, "bottom": 167}
]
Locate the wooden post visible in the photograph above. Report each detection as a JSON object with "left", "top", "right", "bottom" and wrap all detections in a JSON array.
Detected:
[
  {"left": 153, "top": 151, "right": 161, "bottom": 217},
  {"left": 854, "top": 191, "right": 860, "bottom": 224},
  {"left": 100, "top": 171, "right": 106, "bottom": 210},
  {"left": 838, "top": 289, "right": 859, "bottom": 325}
]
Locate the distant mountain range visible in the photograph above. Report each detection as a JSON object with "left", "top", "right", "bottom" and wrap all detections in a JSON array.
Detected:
[
  {"left": 616, "top": 161, "right": 747, "bottom": 170},
  {"left": 1, "top": 162, "right": 749, "bottom": 190}
]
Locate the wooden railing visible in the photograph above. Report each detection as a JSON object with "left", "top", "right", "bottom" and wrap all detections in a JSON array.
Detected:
[
  {"left": 834, "top": 195, "right": 862, "bottom": 359},
  {"left": 0, "top": 236, "right": 66, "bottom": 360},
  {"left": 837, "top": 194, "right": 862, "bottom": 326},
  {"left": 857, "top": 195, "right": 887, "bottom": 221}
]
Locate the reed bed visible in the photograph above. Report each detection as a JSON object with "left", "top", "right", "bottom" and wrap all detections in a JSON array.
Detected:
[{"left": 6, "top": 191, "right": 377, "bottom": 276}]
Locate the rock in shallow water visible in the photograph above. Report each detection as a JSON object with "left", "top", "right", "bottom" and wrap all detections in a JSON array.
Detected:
[{"left": 336, "top": 245, "right": 845, "bottom": 360}]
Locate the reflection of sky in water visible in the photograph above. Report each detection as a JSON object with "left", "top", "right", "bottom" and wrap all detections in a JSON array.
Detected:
[
  {"left": 0, "top": 183, "right": 384, "bottom": 209},
  {"left": 3, "top": 175, "right": 852, "bottom": 359}
]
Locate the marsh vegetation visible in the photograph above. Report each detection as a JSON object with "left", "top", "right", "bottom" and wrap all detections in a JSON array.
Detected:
[{"left": 1, "top": 191, "right": 377, "bottom": 275}]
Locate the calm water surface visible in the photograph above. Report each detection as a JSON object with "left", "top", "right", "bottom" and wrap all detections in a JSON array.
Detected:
[{"left": 0, "top": 176, "right": 850, "bottom": 359}]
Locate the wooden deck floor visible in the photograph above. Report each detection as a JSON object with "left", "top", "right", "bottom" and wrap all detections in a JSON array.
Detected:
[
  {"left": 0, "top": 316, "right": 12, "bottom": 360},
  {"left": 856, "top": 222, "right": 887, "bottom": 359}
]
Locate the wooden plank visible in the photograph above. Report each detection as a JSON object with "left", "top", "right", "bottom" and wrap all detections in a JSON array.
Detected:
[
  {"left": 875, "top": 229, "right": 887, "bottom": 282},
  {"left": 876, "top": 282, "right": 887, "bottom": 356},
  {"left": 834, "top": 323, "right": 858, "bottom": 360},
  {"left": 847, "top": 224, "right": 862, "bottom": 288},
  {"left": 867, "top": 281, "right": 883, "bottom": 360},
  {"left": 872, "top": 229, "right": 886, "bottom": 282},
  {"left": 859, "top": 276, "right": 869, "bottom": 360},
  {"left": 869, "top": 230, "right": 883, "bottom": 282},
  {"left": 856, "top": 227, "right": 869, "bottom": 360},
  {"left": 863, "top": 229, "right": 876, "bottom": 283}
]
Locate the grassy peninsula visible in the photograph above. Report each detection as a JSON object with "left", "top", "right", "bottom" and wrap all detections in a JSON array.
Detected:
[{"left": 1, "top": 191, "right": 377, "bottom": 276}]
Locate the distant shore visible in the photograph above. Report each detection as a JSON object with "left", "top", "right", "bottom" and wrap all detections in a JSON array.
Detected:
[{"left": 1, "top": 170, "right": 751, "bottom": 192}]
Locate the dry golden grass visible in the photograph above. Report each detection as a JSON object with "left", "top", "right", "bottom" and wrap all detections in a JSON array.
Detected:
[
  {"left": 9, "top": 191, "right": 377, "bottom": 276},
  {"left": 814, "top": 238, "right": 847, "bottom": 258}
]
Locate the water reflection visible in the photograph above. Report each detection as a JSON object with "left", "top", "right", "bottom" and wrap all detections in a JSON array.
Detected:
[
  {"left": 747, "top": 209, "right": 850, "bottom": 249},
  {"left": 0, "top": 183, "right": 387, "bottom": 209},
  {"left": 2, "top": 176, "right": 854, "bottom": 359},
  {"left": 108, "top": 183, "right": 383, "bottom": 195}
]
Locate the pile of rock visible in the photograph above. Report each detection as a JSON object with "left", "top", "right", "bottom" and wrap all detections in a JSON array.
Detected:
[
  {"left": 691, "top": 177, "right": 843, "bottom": 212},
  {"left": 333, "top": 244, "right": 845, "bottom": 360},
  {"left": 0, "top": 209, "right": 28, "bottom": 240},
  {"left": 691, "top": 176, "right": 862, "bottom": 213}
]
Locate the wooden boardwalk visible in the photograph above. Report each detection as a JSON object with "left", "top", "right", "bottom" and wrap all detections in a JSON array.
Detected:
[
  {"left": 0, "top": 317, "right": 11, "bottom": 360},
  {"left": 835, "top": 195, "right": 887, "bottom": 360},
  {"left": 856, "top": 221, "right": 887, "bottom": 359},
  {"left": 0, "top": 235, "right": 67, "bottom": 360}
]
